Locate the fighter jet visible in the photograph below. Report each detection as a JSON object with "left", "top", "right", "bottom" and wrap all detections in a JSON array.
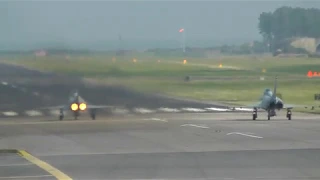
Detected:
[
  {"left": 229, "top": 77, "right": 314, "bottom": 120},
  {"left": 41, "top": 90, "right": 115, "bottom": 120}
]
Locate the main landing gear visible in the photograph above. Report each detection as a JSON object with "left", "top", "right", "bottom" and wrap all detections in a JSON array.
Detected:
[
  {"left": 58, "top": 109, "right": 97, "bottom": 121},
  {"left": 59, "top": 108, "right": 64, "bottom": 121},
  {"left": 267, "top": 109, "right": 276, "bottom": 120},
  {"left": 252, "top": 108, "right": 257, "bottom": 120},
  {"left": 73, "top": 111, "right": 79, "bottom": 120},
  {"left": 286, "top": 109, "right": 292, "bottom": 120},
  {"left": 90, "top": 109, "right": 96, "bottom": 120},
  {"left": 252, "top": 108, "right": 292, "bottom": 120}
]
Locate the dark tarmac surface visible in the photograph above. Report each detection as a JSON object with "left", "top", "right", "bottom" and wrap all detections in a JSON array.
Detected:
[{"left": 1, "top": 62, "right": 320, "bottom": 180}]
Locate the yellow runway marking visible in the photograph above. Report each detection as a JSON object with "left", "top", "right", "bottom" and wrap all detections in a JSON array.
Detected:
[{"left": 17, "top": 150, "right": 72, "bottom": 180}]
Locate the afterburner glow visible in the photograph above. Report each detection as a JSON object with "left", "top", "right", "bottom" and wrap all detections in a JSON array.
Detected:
[
  {"left": 71, "top": 103, "right": 78, "bottom": 111},
  {"left": 79, "top": 103, "right": 87, "bottom": 111}
]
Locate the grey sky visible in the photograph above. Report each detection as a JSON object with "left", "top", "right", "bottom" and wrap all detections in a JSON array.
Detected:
[{"left": 1, "top": 1, "right": 320, "bottom": 50}]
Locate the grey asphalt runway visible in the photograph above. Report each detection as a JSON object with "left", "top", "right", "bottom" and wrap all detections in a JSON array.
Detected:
[
  {"left": 1, "top": 112, "right": 320, "bottom": 180},
  {"left": 0, "top": 153, "right": 55, "bottom": 179}
]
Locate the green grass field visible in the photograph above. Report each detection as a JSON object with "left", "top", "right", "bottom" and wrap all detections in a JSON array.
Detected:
[{"left": 3, "top": 54, "right": 320, "bottom": 113}]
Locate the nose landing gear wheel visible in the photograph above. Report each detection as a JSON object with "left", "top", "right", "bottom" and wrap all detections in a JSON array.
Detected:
[
  {"left": 73, "top": 111, "right": 79, "bottom": 120},
  {"left": 91, "top": 113, "right": 96, "bottom": 120},
  {"left": 59, "top": 109, "right": 64, "bottom": 121},
  {"left": 267, "top": 110, "right": 271, "bottom": 120},
  {"left": 286, "top": 109, "right": 292, "bottom": 120},
  {"left": 252, "top": 108, "right": 257, "bottom": 120},
  {"left": 90, "top": 109, "right": 96, "bottom": 120}
]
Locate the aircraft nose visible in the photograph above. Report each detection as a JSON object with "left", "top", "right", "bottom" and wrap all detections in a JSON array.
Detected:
[{"left": 276, "top": 101, "right": 283, "bottom": 109}]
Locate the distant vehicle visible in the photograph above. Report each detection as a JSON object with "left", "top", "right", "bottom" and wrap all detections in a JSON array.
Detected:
[
  {"left": 229, "top": 77, "right": 313, "bottom": 120},
  {"left": 41, "top": 90, "right": 115, "bottom": 120}
]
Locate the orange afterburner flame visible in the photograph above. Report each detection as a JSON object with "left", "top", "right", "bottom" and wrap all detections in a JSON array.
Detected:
[
  {"left": 79, "top": 103, "right": 87, "bottom": 111},
  {"left": 71, "top": 103, "right": 78, "bottom": 111}
]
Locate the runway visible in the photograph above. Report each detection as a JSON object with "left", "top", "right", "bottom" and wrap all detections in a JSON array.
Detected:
[
  {"left": 1, "top": 62, "right": 320, "bottom": 180},
  {"left": 1, "top": 112, "right": 320, "bottom": 180}
]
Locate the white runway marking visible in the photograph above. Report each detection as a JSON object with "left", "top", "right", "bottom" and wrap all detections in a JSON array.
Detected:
[
  {"left": 134, "top": 108, "right": 156, "bottom": 114},
  {"left": 0, "top": 175, "right": 53, "bottom": 179},
  {"left": 2, "top": 111, "right": 18, "bottom": 116},
  {"left": 181, "top": 124, "right": 210, "bottom": 129},
  {"left": 0, "top": 163, "right": 33, "bottom": 167},
  {"left": 181, "top": 108, "right": 207, "bottom": 112},
  {"left": 205, "top": 107, "right": 230, "bottom": 112},
  {"left": 234, "top": 107, "right": 253, "bottom": 112},
  {"left": 158, "top": 107, "right": 180, "bottom": 112},
  {"left": 25, "top": 110, "right": 43, "bottom": 116},
  {"left": 227, "top": 132, "right": 263, "bottom": 139},
  {"left": 143, "top": 118, "right": 168, "bottom": 122}
]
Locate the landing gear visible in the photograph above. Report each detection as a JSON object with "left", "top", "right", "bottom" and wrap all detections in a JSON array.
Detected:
[
  {"left": 73, "top": 111, "right": 79, "bottom": 120},
  {"left": 90, "top": 109, "right": 96, "bottom": 120},
  {"left": 286, "top": 109, "right": 292, "bottom": 120},
  {"left": 59, "top": 108, "right": 64, "bottom": 121},
  {"left": 252, "top": 108, "right": 257, "bottom": 120},
  {"left": 267, "top": 109, "right": 276, "bottom": 120}
]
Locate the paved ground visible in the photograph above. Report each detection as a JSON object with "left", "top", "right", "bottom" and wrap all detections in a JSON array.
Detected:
[
  {"left": 1, "top": 112, "right": 320, "bottom": 180},
  {"left": 1, "top": 62, "right": 320, "bottom": 180},
  {"left": 0, "top": 152, "right": 55, "bottom": 180}
]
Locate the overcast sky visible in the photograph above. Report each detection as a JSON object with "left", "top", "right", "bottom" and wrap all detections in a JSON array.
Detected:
[{"left": 1, "top": 1, "right": 319, "bottom": 50}]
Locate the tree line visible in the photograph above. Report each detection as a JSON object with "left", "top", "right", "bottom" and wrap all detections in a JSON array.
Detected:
[{"left": 258, "top": 6, "right": 320, "bottom": 51}]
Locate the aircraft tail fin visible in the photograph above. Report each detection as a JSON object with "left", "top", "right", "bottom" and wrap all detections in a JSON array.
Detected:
[
  {"left": 272, "top": 76, "right": 277, "bottom": 99},
  {"left": 68, "top": 89, "right": 80, "bottom": 103}
]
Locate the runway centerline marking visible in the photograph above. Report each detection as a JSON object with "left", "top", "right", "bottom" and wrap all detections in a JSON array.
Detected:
[
  {"left": 17, "top": 150, "right": 73, "bottom": 180},
  {"left": 143, "top": 118, "right": 168, "bottom": 122},
  {"left": 181, "top": 124, "right": 210, "bottom": 129},
  {"left": 227, "top": 132, "right": 263, "bottom": 139},
  {"left": 0, "top": 175, "right": 53, "bottom": 179}
]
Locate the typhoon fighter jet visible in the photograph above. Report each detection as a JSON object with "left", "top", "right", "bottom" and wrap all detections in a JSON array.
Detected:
[
  {"left": 41, "top": 90, "right": 114, "bottom": 120},
  {"left": 229, "top": 77, "right": 314, "bottom": 120}
]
